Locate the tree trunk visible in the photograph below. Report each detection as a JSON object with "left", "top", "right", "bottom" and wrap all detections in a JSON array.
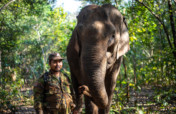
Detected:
[
  {"left": 132, "top": 54, "right": 137, "bottom": 85},
  {"left": 123, "top": 58, "right": 129, "bottom": 103},
  {"left": 1, "top": 50, "right": 6, "bottom": 89},
  {"left": 168, "top": 0, "right": 176, "bottom": 49},
  {"left": 119, "top": 72, "right": 122, "bottom": 88}
]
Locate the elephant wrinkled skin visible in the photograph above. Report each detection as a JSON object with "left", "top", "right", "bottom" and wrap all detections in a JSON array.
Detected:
[{"left": 67, "top": 4, "right": 130, "bottom": 114}]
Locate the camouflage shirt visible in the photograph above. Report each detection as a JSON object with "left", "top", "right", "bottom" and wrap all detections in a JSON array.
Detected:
[{"left": 33, "top": 70, "right": 74, "bottom": 114}]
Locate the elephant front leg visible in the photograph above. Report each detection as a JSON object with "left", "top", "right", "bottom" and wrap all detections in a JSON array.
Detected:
[
  {"left": 98, "top": 80, "right": 117, "bottom": 114},
  {"left": 85, "top": 96, "right": 99, "bottom": 114},
  {"left": 98, "top": 94, "right": 113, "bottom": 114},
  {"left": 99, "top": 57, "right": 123, "bottom": 114}
]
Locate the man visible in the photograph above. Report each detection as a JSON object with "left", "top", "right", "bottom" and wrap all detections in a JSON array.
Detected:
[{"left": 34, "top": 52, "right": 75, "bottom": 114}]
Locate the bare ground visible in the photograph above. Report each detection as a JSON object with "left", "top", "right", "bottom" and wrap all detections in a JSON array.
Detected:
[{"left": 2, "top": 86, "right": 176, "bottom": 114}]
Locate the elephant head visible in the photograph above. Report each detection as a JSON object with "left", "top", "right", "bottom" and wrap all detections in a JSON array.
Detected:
[{"left": 67, "top": 4, "right": 129, "bottom": 113}]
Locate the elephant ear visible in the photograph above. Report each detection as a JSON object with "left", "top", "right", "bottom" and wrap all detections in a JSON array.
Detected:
[
  {"left": 117, "top": 17, "right": 130, "bottom": 59},
  {"left": 73, "top": 25, "right": 81, "bottom": 57}
]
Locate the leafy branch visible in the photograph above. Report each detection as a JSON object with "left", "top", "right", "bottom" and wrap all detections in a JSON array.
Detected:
[
  {"left": 135, "top": 0, "right": 176, "bottom": 60},
  {"left": 0, "top": 0, "right": 16, "bottom": 12}
]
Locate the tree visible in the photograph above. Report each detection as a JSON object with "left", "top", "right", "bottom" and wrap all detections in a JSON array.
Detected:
[
  {"left": 0, "top": 1, "right": 76, "bottom": 112},
  {"left": 135, "top": 0, "right": 176, "bottom": 61}
]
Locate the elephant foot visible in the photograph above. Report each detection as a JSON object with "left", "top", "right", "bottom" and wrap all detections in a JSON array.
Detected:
[{"left": 78, "top": 85, "right": 92, "bottom": 97}]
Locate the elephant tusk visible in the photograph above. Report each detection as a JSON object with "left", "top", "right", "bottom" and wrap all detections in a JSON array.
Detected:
[{"left": 106, "top": 52, "right": 112, "bottom": 59}]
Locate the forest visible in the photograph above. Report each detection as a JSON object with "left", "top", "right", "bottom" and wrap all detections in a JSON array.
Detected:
[{"left": 0, "top": 0, "right": 176, "bottom": 113}]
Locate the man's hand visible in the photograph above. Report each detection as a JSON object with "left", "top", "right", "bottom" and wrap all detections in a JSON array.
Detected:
[{"left": 70, "top": 102, "right": 76, "bottom": 111}]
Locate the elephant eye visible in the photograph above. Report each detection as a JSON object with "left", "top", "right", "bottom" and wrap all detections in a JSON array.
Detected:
[
  {"left": 112, "top": 34, "right": 115, "bottom": 39},
  {"left": 108, "top": 34, "right": 115, "bottom": 47},
  {"left": 110, "top": 28, "right": 116, "bottom": 38}
]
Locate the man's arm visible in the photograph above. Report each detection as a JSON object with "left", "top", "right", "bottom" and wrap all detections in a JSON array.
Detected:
[
  {"left": 61, "top": 73, "right": 76, "bottom": 110},
  {"left": 33, "top": 77, "right": 44, "bottom": 114}
]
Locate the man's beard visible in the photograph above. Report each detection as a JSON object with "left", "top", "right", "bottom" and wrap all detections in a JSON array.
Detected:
[{"left": 52, "top": 66, "right": 61, "bottom": 72}]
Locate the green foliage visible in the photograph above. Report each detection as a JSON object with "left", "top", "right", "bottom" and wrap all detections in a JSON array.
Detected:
[
  {"left": 0, "top": 0, "right": 76, "bottom": 81},
  {"left": 0, "top": 0, "right": 176, "bottom": 113},
  {"left": 0, "top": 0, "right": 76, "bottom": 112},
  {"left": 0, "top": 79, "right": 24, "bottom": 112}
]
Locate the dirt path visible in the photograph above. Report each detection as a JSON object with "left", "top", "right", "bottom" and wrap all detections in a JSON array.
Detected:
[
  {"left": 14, "top": 88, "right": 36, "bottom": 114},
  {"left": 11, "top": 86, "right": 176, "bottom": 113},
  {"left": 112, "top": 86, "right": 176, "bottom": 113},
  {"left": 15, "top": 106, "right": 36, "bottom": 114}
]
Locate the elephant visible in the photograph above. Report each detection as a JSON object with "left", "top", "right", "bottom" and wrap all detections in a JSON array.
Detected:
[{"left": 66, "top": 4, "right": 130, "bottom": 114}]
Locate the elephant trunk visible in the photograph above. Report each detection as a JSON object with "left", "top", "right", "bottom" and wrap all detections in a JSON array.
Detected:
[{"left": 81, "top": 44, "right": 108, "bottom": 108}]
